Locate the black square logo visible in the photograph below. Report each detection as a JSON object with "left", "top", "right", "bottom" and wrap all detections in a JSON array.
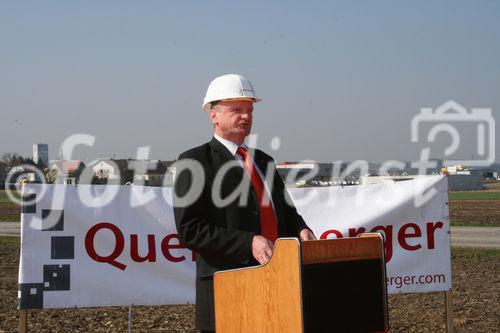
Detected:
[
  {"left": 51, "top": 236, "right": 74, "bottom": 259},
  {"left": 21, "top": 194, "right": 36, "bottom": 214},
  {"left": 18, "top": 283, "right": 44, "bottom": 309},
  {"left": 42, "top": 209, "right": 64, "bottom": 231},
  {"left": 43, "top": 265, "right": 70, "bottom": 291}
]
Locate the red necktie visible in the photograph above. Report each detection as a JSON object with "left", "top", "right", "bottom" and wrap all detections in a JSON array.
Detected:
[{"left": 236, "top": 147, "right": 278, "bottom": 242}]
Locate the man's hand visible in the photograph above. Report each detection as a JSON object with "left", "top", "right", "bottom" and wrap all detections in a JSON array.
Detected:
[
  {"left": 252, "top": 235, "right": 274, "bottom": 265},
  {"left": 299, "top": 228, "right": 317, "bottom": 241}
]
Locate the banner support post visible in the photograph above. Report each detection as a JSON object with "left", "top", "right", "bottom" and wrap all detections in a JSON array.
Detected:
[
  {"left": 19, "top": 309, "right": 28, "bottom": 333},
  {"left": 445, "top": 290, "right": 454, "bottom": 333},
  {"left": 19, "top": 182, "right": 28, "bottom": 333}
]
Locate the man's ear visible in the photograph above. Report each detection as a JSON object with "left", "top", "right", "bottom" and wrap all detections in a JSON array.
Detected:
[{"left": 210, "top": 110, "right": 218, "bottom": 126}]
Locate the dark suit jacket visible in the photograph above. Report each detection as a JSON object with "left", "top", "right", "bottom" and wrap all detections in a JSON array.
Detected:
[{"left": 173, "top": 137, "right": 309, "bottom": 329}]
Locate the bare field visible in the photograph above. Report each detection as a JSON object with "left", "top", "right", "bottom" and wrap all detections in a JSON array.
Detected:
[
  {"left": 0, "top": 190, "right": 20, "bottom": 222},
  {"left": 450, "top": 180, "right": 500, "bottom": 227},
  {"left": 449, "top": 200, "right": 500, "bottom": 227},
  {"left": 1, "top": 238, "right": 498, "bottom": 332},
  {"left": 0, "top": 203, "right": 20, "bottom": 222},
  {"left": 484, "top": 180, "right": 500, "bottom": 192}
]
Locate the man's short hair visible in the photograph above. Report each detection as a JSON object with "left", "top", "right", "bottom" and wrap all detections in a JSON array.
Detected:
[{"left": 210, "top": 100, "right": 220, "bottom": 110}]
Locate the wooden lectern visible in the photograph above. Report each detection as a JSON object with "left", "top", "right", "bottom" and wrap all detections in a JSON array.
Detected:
[{"left": 214, "top": 234, "right": 389, "bottom": 332}]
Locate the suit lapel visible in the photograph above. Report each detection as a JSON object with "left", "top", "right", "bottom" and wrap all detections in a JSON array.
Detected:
[
  {"left": 208, "top": 137, "right": 246, "bottom": 199},
  {"left": 209, "top": 138, "right": 283, "bottom": 234},
  {"left": 209, "top": 137, "right": 237, "bottom": 173}
]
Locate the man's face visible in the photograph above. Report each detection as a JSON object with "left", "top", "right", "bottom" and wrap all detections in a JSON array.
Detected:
[{"left": 210, "top": 100, "right": 254, "bottom": 143}]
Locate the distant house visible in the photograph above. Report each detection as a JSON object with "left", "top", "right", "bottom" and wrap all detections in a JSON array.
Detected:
[
  {"left": 131, "top": 160, "right": 176, "bottom": 186},
  {"left": 90, "top": 159, "right": 133, "bottom": 184},
  {"left": 90, "top": 158, "right": 176, "bottom": 186},
  {"left": 91, "top": 158, "right": 119, "bottom": 180},
  {"left": 48, "top": 160, "right": 86, "bottom": 185},
  {"left": 129, "top": 160, "right": 162, "bottom": 186}
]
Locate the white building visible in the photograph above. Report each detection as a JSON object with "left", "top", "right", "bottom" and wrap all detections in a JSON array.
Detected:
[
  {"left": 361, "top": 170, "right": 484, "bottom": 191},
  {"left": 33, "top": 143, "right": 49, "bottom": 167},
  {"left": 90, "top": 159, "right": 126, "bottom": 181},
  {"left": 276, "top": 162, "right": 348, "bottom": 186},
  {"left": 48, "top": 160, "right": 85, "bottom": 185}
]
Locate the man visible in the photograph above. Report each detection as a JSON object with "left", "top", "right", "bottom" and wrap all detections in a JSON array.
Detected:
[{"left": 173, "top": 74, "right": 315, "bottom": 332}]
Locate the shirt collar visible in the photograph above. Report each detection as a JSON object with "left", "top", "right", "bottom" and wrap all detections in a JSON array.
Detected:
[{"left": 213, "top": 133, "right": 247, "bottom": 156}]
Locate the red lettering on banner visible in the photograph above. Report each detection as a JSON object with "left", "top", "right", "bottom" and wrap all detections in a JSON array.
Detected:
[
  {"left": 85, "top": 223, "right": 197, "bottom": 269},
  {"left": 317, "top": 221, "right": 445, "bottom": 263},
  {"left": 319, "top": 229, "right": 343, "bottom": 239},
  {"left": 85, "top": 222, "right": 127, "bottom": 270},
  {"left": 348, "top": 227, "right": 366, "bottom": 237},
  {"left": 398, "top": 223, "right": 422, "bottom": 251},
  {"left": 426, "top": 221, "right": 443, "bottom": 249},
  {"left": 161, "top": 234, "right": 186, "bottom": 262},
  {"left": 130, "top": 234, "right": 157, "bottom": 262},
  {"left": 83, "top": 221, "right": 445, "bottom": 269},
  {"left": 370, "top": 225, "right": 393, "bottom": 262}
]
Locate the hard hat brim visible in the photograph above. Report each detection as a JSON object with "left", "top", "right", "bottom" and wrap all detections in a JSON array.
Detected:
[{"left": 202, "top": 97, "right": 261, "bottom": 112}]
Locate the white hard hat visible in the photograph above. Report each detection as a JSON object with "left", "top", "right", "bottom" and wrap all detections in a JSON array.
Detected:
[{"left": 202, "top": 74, "right": 261, "bottom": 111}]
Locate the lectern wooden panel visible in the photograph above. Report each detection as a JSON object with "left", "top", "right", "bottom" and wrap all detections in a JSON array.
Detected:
[
  {"left": 214, "top": 234, "right": 389, "bottom": 333},
  {"left": 214, "top": 239, "right": 303, "bottom": 332}
]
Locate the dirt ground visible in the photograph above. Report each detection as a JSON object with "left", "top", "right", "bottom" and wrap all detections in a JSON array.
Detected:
[
  {"left": 446, "top": 178, "right": 500, "bottom": 227},
  {"left": 0, "top": 203, "right": 20, "bottom": 222},
  {"left": 484, "top": 180, "right": 500, "bottom": 192},
  {"left": 1, "top": 238, "right": 498, "bottom": 332},
  {"left": 449, "top": 200, "right": 500, "bottom": 227}
]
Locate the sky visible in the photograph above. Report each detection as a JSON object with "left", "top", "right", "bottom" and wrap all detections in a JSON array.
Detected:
[{"left": 1, "top": 1, "right": 499, "bottom": 166}]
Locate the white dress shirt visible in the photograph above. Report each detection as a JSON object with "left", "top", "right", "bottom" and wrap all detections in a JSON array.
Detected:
[{"left": 213, "top": 133, "right": 276, "bottom": 209}]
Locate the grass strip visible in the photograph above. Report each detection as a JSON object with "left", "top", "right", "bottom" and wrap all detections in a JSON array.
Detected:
[
  {"left": 449, "top": 191, "right": 500, "bottom": 200},
  {"left": 0, "top": 235, "right": 20, "bottom": 244},
  {"left": 0, "top": 215, "right": 20, "bottom": 222},
  {"left": 0, "top": 190, "right": 20, "bottom": 204},
  {"left": 451, "top": 247, "right": 500, "bottom": 258}
]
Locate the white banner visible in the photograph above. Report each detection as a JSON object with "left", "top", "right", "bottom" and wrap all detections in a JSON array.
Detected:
[{"left": 18, "top": 175, "right": 451, "bottom": 309}]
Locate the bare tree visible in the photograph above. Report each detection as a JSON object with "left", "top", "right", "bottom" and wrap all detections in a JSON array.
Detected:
[
  {"left": 44, "top": 167, "right": 58, "bottom": 183},
  {"left": 1, "top": 153, "right": 22, "bottom": 166},
  {"left": 1, "top": 153, "right": 35, "bottom": 167}
]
